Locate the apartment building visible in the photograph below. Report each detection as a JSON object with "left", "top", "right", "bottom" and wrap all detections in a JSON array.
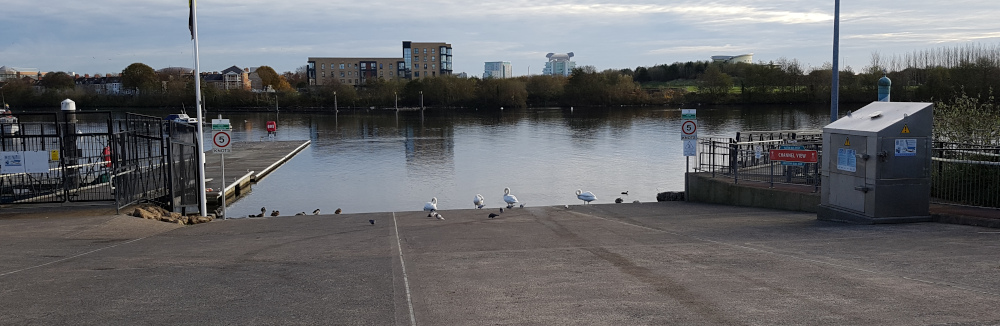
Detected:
[
  {"left": 308, "top": 41, "right": 452, "bottom": 86},
  {"left": 484, "top": 61, "right": 512, "bottom": 79}
]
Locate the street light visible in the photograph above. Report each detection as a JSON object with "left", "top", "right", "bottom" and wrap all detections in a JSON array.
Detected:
[
  {"left": 831, "top": 0, "right": 840, "bottom": 122},
  {"left": 334, "top": 91, "right": 338, "bottom": 112},
  {"left": 394, "top": 91, "right": 398, "bottom": 110},
  {"left": 420, "top": 90, "right": 424, "bottom": 109}
]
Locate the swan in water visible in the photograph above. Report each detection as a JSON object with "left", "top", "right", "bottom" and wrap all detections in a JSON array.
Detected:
[
  {"left": 474, "top": 194, "right": 485, "bottom": 209},
  {"left": 576, "top": 189, "right": 597, "bottom": 204},
  {"left": 424, "top": 197, "right": 438, "bottom": 217},
  {"left": 503, "top": 188, "right": 518, "bottom": 208}
]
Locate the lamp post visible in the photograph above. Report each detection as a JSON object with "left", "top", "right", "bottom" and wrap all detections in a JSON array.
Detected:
[
  {"left": 334, "top": 91, "right": 338, "bottom": 112},
  {"left": 420, "top": 91, "right": 424, "bottom": 109},
  {"left": 831, "top": 0, "right": 840, "bottom": 122},
  {"left": 394, "top": 91, "right": 398, "bottom": 110}
]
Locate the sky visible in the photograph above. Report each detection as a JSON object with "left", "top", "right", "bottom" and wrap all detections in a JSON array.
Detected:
[{"left": 2, "top": 0, "right": 999, "bottom": 77}]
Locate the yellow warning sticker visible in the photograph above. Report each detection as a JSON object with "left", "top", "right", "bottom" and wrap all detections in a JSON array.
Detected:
[
  {"left": 49, "top": 150, "right": 59, "bottom": 161},
  {"left": 844, "top": 138, "right": 850, "bottom": 146},
  {"left": 901, "top": 124, "right": 910, "bottom": 134}
]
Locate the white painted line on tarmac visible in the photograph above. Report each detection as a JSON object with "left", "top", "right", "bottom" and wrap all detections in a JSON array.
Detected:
[
  {"left": 393, "top": 212, "right": 417, "bottom": 326},
  {"left": 0, "top": 236, "right": 148, "bottom": 277}
]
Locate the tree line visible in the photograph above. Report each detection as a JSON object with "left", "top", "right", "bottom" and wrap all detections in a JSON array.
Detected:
[{"left": 1, "top": 43, "right": 998, "bottom": 111}]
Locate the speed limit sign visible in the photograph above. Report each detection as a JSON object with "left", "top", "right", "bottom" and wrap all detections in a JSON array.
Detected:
[{"left": 213, "top": 130, "right": 232, "bottom": 153}]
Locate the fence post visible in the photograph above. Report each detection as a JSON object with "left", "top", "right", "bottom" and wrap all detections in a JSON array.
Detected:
[{"left": 711, "top": 139, "right": 716, "bottom": 178}]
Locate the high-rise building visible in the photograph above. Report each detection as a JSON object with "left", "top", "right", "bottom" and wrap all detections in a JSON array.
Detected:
[
  {"left": 543, "top": 52, "right": 575, "bottom": 77},
  {"left": 307, "top": 41, "right": 452, "bottom": 86},
  {"left": 483, "top": 61, "right": 512, "bottom": 79}
]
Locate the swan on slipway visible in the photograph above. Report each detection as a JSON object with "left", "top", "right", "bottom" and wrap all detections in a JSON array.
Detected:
[
  {"left": 503, "top": 187, "right": 518, "bottom": 208},
  {"left": 576, "top": 189, "right": 597, "bottom": 204},
  {"left": 424, "top": 197, "right": 438, "bottom": 217},
  {"left": 474, "top": 194, "right": 485, "bottom": 209}
]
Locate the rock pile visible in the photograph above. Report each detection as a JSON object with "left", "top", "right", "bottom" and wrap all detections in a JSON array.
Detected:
[
  {"left": 656, "top": 191, "right": 685, "bottom": 202},
  {"left": 130, "top": 204, "right": 214, "bottom": 225}
]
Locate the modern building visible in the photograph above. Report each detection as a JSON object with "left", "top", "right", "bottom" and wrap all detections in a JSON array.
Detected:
[
  {"left": 0, "top": 66, "right": 41, "bottom": 82},
  {"left": 711, "top": 54, "right": 754, "bottom": 64},
  {"left": 403, "top": 41, "right": 453, "bottom": 80},
  {"left": 543, "top": 53, "right": 575, "bottom": 77},
  {"left": 308, "top": 41, "right": 452, "bottom": 87},
  {"left": 483, "top": 61, "right": 512, "bottom": 79}
]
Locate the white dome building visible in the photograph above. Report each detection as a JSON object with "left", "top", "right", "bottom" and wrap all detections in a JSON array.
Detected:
[{"left": 711, "top": 54, "right": 754, "bottom": 64}]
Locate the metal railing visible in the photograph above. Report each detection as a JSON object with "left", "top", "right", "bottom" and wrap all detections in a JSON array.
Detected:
[
  {"left": 696, "top": 131, "right": 823, "bottom": 191},
  {"left": 931, "top": 142, "right": 1000, "bottom": 208}
]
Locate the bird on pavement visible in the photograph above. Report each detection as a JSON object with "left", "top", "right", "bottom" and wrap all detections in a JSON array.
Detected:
[
  {"left": 334, "top": 208, "right": 341, "bottom": 214},
  {"left": 577, "top": 189, "right": 597, "bottom": 205},
  {"left": 270, "top": 210, "right": 280, "bottom": 217},
  {"left": 474, "top": 194, "right": 485, "bottom": 209},
  {"left": 424, "top": 197, "right": 438, "bottom": 217},
  {"left": 295, "top": 212, "right": 306, "bottom": 215},
  {"left": 615, "top": 197, "right": 623, "bottom": 204},
  {"left": 253, "top": 207, "right": 266, "bottom": 217},
  {"left": 503, "top": 187, "right": 518, "bottom": 208},
  {"left": 488, "top": 213, "right": 499, "bottom": 218},
  {"left": 435, "top": 212, "right": 444, "bottom": 220},
  {"left": 314, "top": 209, "right": 321, "bottom": 215}
]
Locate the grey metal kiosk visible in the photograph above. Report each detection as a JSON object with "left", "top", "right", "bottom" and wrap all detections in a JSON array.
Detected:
[{"left": 818, "top": 102, "right": 933, "bottom": 224}]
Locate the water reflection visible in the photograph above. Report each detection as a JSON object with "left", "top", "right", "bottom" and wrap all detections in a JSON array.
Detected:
[{"left": 117, "top": 104, "right": 852, "bottom": 215}]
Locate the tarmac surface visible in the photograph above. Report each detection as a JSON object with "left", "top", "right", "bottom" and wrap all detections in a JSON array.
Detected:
[{"left": 2, "top": 202, "right": 1000, "bottom": 325}]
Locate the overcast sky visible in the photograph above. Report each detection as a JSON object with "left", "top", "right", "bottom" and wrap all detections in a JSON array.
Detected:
[{"left": 2, "top": 0, "right": 998, "bottom": 77}]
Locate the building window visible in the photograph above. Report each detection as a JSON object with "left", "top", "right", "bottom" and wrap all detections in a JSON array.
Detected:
[
  {"left": 424, "top": 64, "right": 427, "bottom": 69},
  {"left": 340, "top": 79, "right": 345, "bottom": 83},
  {"left": 322, "top": 72, "right": 325, "bottom": 77},
  {"left": 355, "top": 79, "right": 359, "bottom": 84},
  {"left": 340, "top": 72, "right": 345, "bottom": 77},
  {"left": 431, "top": 48, "right": 435, "bottom": 54},
  {"left": 390, "top": 71, "right": 393, "bottom": 76},
  {"left": 413, "top": 63, "right": 419, "bottom": 69},
  {"left": 379, "top": 63, "right": 383, "bottom": 69},
  {"left": 415, "top": 72, "right": 420, "bottom": 77},
  {"left": 414, "top": 56, "right": 419, "bottom": 62},
  {"left": 432, "top": 64, "right": 436, "bottom": 69},
  {"left": 321, "top": 63, "right": 325, "bottom": 69},
  {"left": 431, "top": 56, "right": 435, "bottom": 62},
  {"left": 423, "top": 48, "right": 427, "bottom": 54},
  {"left": 339, "top": 64, "right": 345, "bottom": 69}
]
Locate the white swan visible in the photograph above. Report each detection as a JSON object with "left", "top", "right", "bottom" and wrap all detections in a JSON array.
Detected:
[
  {"left": 576, "top": 189, "right": 597, "bottom": 204},
  {"left": 474, "top": 194, "right": 485, "bottom": 209},
  {"left": 424, "top": 197, "right": 438, "bottom": 217},
  {"left": 503, "top": 187, "right": 518, "bottom": 208}
]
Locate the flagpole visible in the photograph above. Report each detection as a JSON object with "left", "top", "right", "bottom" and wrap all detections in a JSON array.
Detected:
[{"left": 192, "top": 0, "right": 208, "bottom": 217}]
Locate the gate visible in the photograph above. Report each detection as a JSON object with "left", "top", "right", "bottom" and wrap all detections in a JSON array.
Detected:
[
  {"left": 1, "top": 110, "right": 200, "bottom": 213},
  {"left": 111, "top": 114, "right": 201, "bottom": 213},
  {"left": 0, "top": 111, "right": 114, "bottom": 204}
]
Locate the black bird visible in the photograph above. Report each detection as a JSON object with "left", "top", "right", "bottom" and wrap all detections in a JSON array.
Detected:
[
  {"left": 369, "top": 219, "right": 375, "bottom": 225},
  {"left": 500, "top": 208, "right": 504, "bottom": 213},
  {"left": 621, "top": 191, "right": 629, "bottom": 196},
  {"left": 334, "top": 208, "right": 342, "bottom": 214},
  {"left": 615, "top": 197, "right": 623, "bottom": 204},
  {"left": 488, "top": 213, "right": 499, "bottom": 218},
  {"left": 313, "top": 209, "right": 321, "bottom": 215}
]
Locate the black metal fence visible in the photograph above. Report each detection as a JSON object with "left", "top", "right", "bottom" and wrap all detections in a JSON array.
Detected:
[
  {"left": 1, "top": 111, "right": 200, "bottom": 213},
  {"left": 0, "top": 111, "right": 115, "bottom": 204},
  {"left": 696, "top": 131, "right": 823, "bottom": 191}
]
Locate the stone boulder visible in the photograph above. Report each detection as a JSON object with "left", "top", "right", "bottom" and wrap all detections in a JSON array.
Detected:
[
  {"left": 657, "top": 191, "right": 685, "bottom": 202},
  {"left": 128, "top": 204, "right": 214, "bottom": 225}
]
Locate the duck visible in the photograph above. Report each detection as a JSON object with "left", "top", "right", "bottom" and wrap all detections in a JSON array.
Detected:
[
  {"left": 424, "top": 197, "right": 438, "bottom": 217},
  {"left": 295, "top": 212, "right": 306, "bottom": 216},
  {"left": 334, "top": 208, "right": 342, "bottom": 214},
  {"left": 253, "top": 207, "right": 266, "bottom": 217},
  {"left": 615, "top": 197, "right": 623, "bottom": 204},
  {"left": 503, "top": 187, "right": 518, "bottom": 208},
  {"left": 488, "top": 213, "right": 499, "bottom": 219},
  {"left": 270, "top": 210, "right": 280, "bottom": 217},
  {"left": 474, "top": 194, "right": 485, "bottom": 209},
  {"left": 434, "top": 212, "right": 444, "bottom": 220},
  {"left": 314, "top": 209, "right": 321, "bottom": 215},
  {"left": 576, "top": 189, "right": 597, "bottom": 205}
]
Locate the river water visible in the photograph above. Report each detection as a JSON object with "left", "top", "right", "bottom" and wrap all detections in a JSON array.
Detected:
[{"left": 182, "top": 104, "right": 854, "bottom": 216}]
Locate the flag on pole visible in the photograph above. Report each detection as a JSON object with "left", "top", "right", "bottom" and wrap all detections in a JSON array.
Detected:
[{"left": 189, "top": 0, "right": 195, "bottom": 40}]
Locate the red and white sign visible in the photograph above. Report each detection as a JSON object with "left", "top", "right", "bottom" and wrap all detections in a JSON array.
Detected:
[
  {"left": 266, "top": 121, "right": 277, "bottom": 132},
  {"left": 769, "top": 149, "right": 818, "bottom": 163},
  {"left": 212, "top": 130, "right": 232, "bottom": 154}
]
